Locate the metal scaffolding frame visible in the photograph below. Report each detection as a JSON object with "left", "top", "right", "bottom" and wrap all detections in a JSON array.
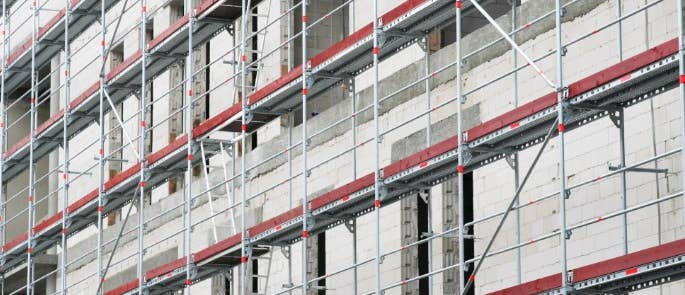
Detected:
[{"left": 0, "top": 0, "right": 682, "bottom": 294}]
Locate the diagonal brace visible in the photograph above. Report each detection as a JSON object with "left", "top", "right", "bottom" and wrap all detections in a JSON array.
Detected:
[
  {"left": 461, "top": 118, "right": 559, "bottom": 295},
  {"left": 99, "top": 0, "right": 130, "bottom": 76},
  {"left": 469, "top": 0, "right": 556, "bottom": 89},
  {"left": 103, "top": 89, "right": 142, "bottom": 162},
  {"left": 96, "top": 186, "right": 138, "bottom": 295}
]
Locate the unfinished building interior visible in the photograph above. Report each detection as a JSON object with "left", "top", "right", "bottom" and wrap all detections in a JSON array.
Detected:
[{"left": 0, "top": 0, "right": 684, "bottom": 294}]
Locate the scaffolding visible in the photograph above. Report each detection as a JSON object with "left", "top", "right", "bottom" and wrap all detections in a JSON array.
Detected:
[{"left": 0, "top": 0, "right": 681, "bottom": 294}]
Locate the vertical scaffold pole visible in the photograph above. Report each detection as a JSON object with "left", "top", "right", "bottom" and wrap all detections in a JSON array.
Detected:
[
  {"left": 138, "top": 0, "right": 148, "bottom": 293},
  {"left": 349, "top": 3, "right": 356, "bottom": 180},
  {"left": 555, "top": 0, "right": 569, "bottom": 293},
  {"left": 617, "top": 0, "right": 623, "bottom": 61},
  {"left": 424, "top": 38, "right": 431, "bottom": 147},
  {"left": 62, "top": 0, "right": 74, "bottom": 292},
  {"left": 455, "top": 0, "right": 466, "bottom": 293},
  {"left": 0, "top": 0, "right": 6, "bottom": 293},
  {"left": 617, "top": 0, "right": 628, "bottom": 256},
  {"left": 300, "top": 0, "right": 310, "bottom": 293},
  {"left": 423, "top": 34, "right": 433, "bottom": 295},
  {"left": 285, "top": 4, "right": 295, "bottom": 287},
  {"left": 350, "top": 86, "right": 358, "bottom": 295},
  {"left": 239, "top": 0, "right": 249, "bottom": 293},
  {"left": 27, "top": 0, "right": 38, "bottom": 293},
  {"left": 618, "top": 107, "right": 628, "bottom": 255},
  {"left": 96, "top": 0, "right": 105, "bottom": 293},
  {"left": 511, "top": 0, "right": 521, "bottom": 284},
  {"left": 287, "top": 114, "right": 293, "bottom": 295},
  {"left": 372, "top": 0, "right": 381, "bottom": 293},
  {"left": 284, "top": 3, "right": 295, "bottom": 285},
  {"left": 0, "top": 0, "right": 6, "bottom": 292},
  {"left": 184, "top": 0, "right": 195, "bottom": 292},
  {"left": 349, "top": 4, "right": 358, "bottom": 293},
  {"left": 678, "top": 0, "right": 685, "bottom": 227}
]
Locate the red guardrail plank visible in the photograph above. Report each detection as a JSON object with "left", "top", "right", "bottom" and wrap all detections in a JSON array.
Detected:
[
  {"left": 104, "top": 279, "right": 138, "bottom": 295},
  {"left": 568, "top": 38, "right": 678, "bottom": 97},
  {"left": 66, "top": 189, "right": 98, "bottom": 214},
  {"left": 196, "top": 0, "right": 221, "bottom": 15},
  {"left": 194, "top": 233, "right": 241, "bottom": 262},
  {"left": 249, "top": 206, "right": 303, "bottom": 238},
  {"left": 3, "top": 135, "right": 30, "bottom": 159},
  {"left": 249, "top": 0, "right": 424, "bottom": 106},
  {"left": 103, "top": 164, "right": 141, "bottom": 191},
  {"left": 106, "top": 50, "right": 143, "bottom": 81},
  {"left": 1, "top": 232, "right": 28, "bottom": 252},
  {"left": 145, "top": 257, "right": 186, "bottom": 280},
  {"left": 38, "top": 9, "right": 66, "bottom": 39},
  {"left": 4, "top": 0, "right": 84, "bottom": 69},
  {"left": 383, "top": 136, "right": 458, "bottom": 177},
  {"left": 488, "top": 238, "right": 685, "bottom": 294},
  {"left": 192, "top": 103, "right": 242, "bottom": 137},
  {"left": 309, "top": 24, "right": 373, "bottom": 69},
  {"left": 6, "top": 38, "right": 32, "bottom": 66},
  {"left": 149, "top": 16, "right": 189, "bottom": 50},
  {"left": 36, "top": 109, "right": 65, "bottom": 135},
  {"left": 33, "top": 210, "right": 64, "bottom": 234},
  {"left": 573, "top": 238, "right": 685, "bottom": 282},
  {"left": 69, "top": 81, "right": 100, "bottom": 109},
  {"left": 310, "top": 173, "right": 375, "bottom": 210},
  {"left": 146, "top": 135, "right": 188, "bottom": 165},
  {"left": 248, "top": 65, "right": 303, "bottom": 105},
  {"left": 466, "top": 38, "right": 678, "bottom": 143},
  {"left": 487, "top": 273, "right": 562, "bottom": 295}
]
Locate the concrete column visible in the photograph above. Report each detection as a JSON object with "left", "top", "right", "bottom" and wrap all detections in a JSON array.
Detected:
[
  {"left": 290, "top": 0, "right": 348, "bottom": 126},
  {"left": 442, "top": 177, "right": 458, "bottom": 294},
  {"left": 401, "top": 195, "right": 421, "bottom": 295},
  {"left": 192, "top": 43, "right": 207, "bottom": 128},
  {"left": 168, "top": 2, "right": 184, "bottom": 194},
  {"left": 44, "top": 53, "right": 61, "bottom": 295},
  {"left": 107, "top": 45, "right": 124, "bottom": 225},
  {"left": 305, "top": 234, "right": 319, "bottom": 295}
]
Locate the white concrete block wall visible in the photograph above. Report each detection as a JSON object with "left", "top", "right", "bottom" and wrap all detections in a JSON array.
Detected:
[
  {"left": 470, "top": 0, "right": 685, "bottom": 293},
  {"left": 6, "top": 0, "right": 54, "bottom": 56},
  {"left": 64, "top": 173, "right": 240, "bottom": 294},
  {"left": 2, "top": 0, "right": 685, "bottom": 293},
  {"left": 255, "top": 0, "right": 285, "bottom": 87}
]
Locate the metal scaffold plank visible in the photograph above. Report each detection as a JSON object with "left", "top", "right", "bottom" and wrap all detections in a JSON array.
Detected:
[
  {"left": 3, "top": 0, "right": 120, "bottom": 97},
  {"left": 2, "top": 0, "right": 683, "bottom": 293},
  {"left": 1, "top": 0, "right": 242, "bottom": 184},
  {"left": 489, "top": 238, "right": 685, "bottom": 294},
  {"left": 104, "top": 34, "right": 684, "bottom": 294},
  {"left": 0, "top": 0, "right": 476, "bottom": 274}
]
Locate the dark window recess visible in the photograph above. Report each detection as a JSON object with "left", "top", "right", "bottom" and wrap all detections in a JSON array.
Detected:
[
  {"left": 224, "top": 272, "right": 232, "bottom": 295},
  {"left": 145, "top": 19, "right": 154, "bottom": 43},
  {"left": 440, "top": 24, "right": 457, "bottom": 48},
  {"left": 206, "top": 41, "right": 211, "bottom": 121},
  {"left": 37, "top": 64, "right": 51, "bottom": 124},
  {"left": 251, "top": 6, "right": 259, "bottom": 85},
  {"left": 439, "top": 0, "right": 517, "bottom": 48},
  {"left": 317, "top": 232, "right": 326, "bottom": 294},
  {"left": 464, "top": 172, "right": 474, "bottom": 295},
  {"left": 110, "top": 43, "right": 124, "bottom": 71},
  {"left": 252, "top": 259, "right": 259, "bottom": 293},
  {"left": 147, "top": 85, "right": 153, "bottom": 154},
  {"left": 417, "top": 193, "right": 429, "bottom": 294},
  {"left": 143, "top": 78, "right": 153, "bottom": 206},
  {"left": 251, "top": 132, "right": 258, "bottom": 150}
]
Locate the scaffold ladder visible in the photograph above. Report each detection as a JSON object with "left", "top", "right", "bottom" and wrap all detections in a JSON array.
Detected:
[
  {"left": 234, "top": 0, "right": 274, "bottom": 93},
  {"left": 219, "top": 140, "right": 238, "bottom": 236},
  {"left": 199, "top": 139, "right": 227, "bottom": 243},
  {"left": 249, "top": 245, "right": 274, "bottom": 295}
]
